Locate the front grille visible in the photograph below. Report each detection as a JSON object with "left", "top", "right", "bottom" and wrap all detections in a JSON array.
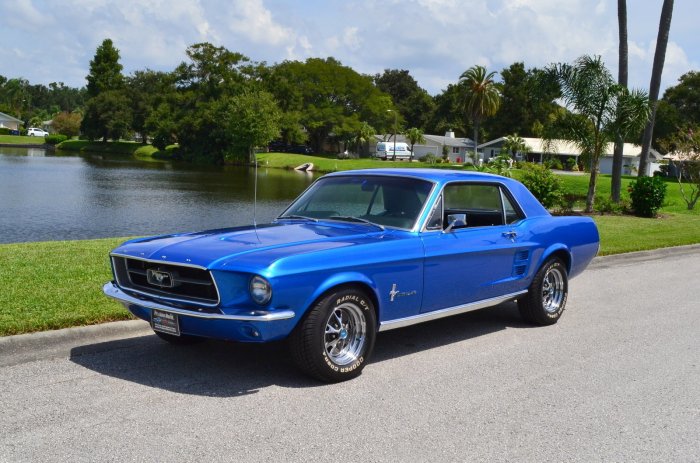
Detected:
[{"left": 112, "top": 256, "right": 219, "bottom": 307}]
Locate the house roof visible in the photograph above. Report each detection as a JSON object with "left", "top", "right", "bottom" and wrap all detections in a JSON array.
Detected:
[
  {"left": 662, "top": 151, "right": 699, "bottom": 161},
  {"left": 423, "top": 134, "right": 475, "bottom": 148},
  {"left": 375, "top": 133, "right": 476, "bottom": 149},
  {"left": 0, "top": 111, "right": 22, "bottom": 123},
  {"left": 478, "top": 136, "right": 662, "bottom": 159}
]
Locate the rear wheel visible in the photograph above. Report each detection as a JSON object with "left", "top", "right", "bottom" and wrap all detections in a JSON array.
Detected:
[
  {"left": 154, "top": 330, "right": 205, "bottom": 345},
  {"left": 519, "top": 257, "right": 568, "bottom": 325},
  {"left": 290, "top": 287, "right": 377, "bottom": 383}
]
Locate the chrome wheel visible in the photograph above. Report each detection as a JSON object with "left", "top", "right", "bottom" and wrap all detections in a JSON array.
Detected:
[
  {"left": 542, "top": 266, "right": 565, "bottom": 314},
  {"left": 324, "top": 302, "right": 367, "bottom": 366}
]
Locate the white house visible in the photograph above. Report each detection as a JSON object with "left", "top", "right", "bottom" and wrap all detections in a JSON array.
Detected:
[
  {"left": 371, "top": 131, "right": 477, "bottom": 163},
  {"left": 0, "top": 111, "right": 22, "bottom": 131},
  {"left": 477, "top": 136, "right": 662, "bottom": 176}
]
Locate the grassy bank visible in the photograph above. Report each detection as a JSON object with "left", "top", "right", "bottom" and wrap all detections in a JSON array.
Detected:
[
  {"left": 0, "top": 135, "right": 48, "bottom": 145},
  {"left": 56, "top": 139, "right": 178, "bottom": 161},
  {"left": 257, "top": 152, "right": 446, "bottom": 172},
  {"left": 0, "top": 238, "right": 133, "bottom": 336}
]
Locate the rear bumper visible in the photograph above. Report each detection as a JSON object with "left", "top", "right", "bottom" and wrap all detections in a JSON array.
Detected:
[{"left": 103, "top": 282, "right": 296, "bottom": 342}]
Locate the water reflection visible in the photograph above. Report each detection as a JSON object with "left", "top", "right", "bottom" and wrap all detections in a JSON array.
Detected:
[{"left": 0, "top": 148, "right": 318, "bottom": 243}]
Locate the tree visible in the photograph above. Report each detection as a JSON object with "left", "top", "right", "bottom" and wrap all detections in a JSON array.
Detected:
[
  {"left": 638, "top": 0, "right": 674, "bottom": 177},
  {"left": 374, "top": 69, "right": 435, "bottom": 129},
  {"left": 224, "top": 89, "right": 281, "bottom": 163},
  {"left": 483, "top": 63, "right": 559, "bottom": 138},
  {"left": 502, "top": 133, "right": 530, "bottom": 159},
  {"left": 81, "top": 39, "right": 128, "bottom": 141},
  {"left": 353, "top": 122, "right": 376, "bottom": 157},
  {"left": 546, "top": 55, "right": 650, "bottom": 212},
  {"left": 51, "top": 112, "right": 82, "bottom": 138},
  {"left": 81, "top": 90, "right": 131, "bottom": 141},
  {"left": 611, "top": 0, "right": 629, "bottom": 202},
  {"left": 459, "top": 66, "right": 501, "bottom": 162},
  {"left": 428, "top": 83, "right": 470, "bottom": 137},
  {"left": 267, "top": 58, "right": 393, "bottom": 154},
  {"left": 127, "top": 70, "right": 171, "bottom": 143},
  {"left": 656, "top": 71, "right": 700, "bottom": 142},
  {"left": 405, "top": 127, "right": 425, "bottom": 161},
  {"left": 660, "top": 126, "right": 700, "bottom": 210},
  {"left": 86, "top": 39, "right": 123, "bottom": 98}
]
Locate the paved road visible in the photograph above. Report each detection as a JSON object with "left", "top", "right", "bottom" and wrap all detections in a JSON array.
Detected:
[{"left": 1, "top": 247, "right": 699, "bottom": 462}]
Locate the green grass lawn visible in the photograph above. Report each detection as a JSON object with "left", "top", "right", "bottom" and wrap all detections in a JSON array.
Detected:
[
  {"left": 256, "top": 151, "right": 464, "bottom": 172},
  {"left": 0, "top": 135, "right": 47, "bottom": 144},
  {"left": 0, "top": 238, "right": 133, "bottom": 336},
  {"left": 2, "top": 152, "right": 699, "bottom": 336}
]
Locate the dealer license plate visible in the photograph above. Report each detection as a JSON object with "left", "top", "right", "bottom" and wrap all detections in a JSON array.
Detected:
[{"left": 151, "top": 309, "right": 180, "bottom": 336}]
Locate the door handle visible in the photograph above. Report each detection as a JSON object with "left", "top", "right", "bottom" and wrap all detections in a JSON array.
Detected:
[{"left": 502, "top": 231, "right": 517, "bottom": 241}]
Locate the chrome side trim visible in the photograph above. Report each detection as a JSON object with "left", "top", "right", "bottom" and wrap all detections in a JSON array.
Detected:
[
  {"left": 378, "top": 290, "right": 527, "bottom": 332},
  {"left": 103, "top": 282, "right": 295, "bottom": 322}
]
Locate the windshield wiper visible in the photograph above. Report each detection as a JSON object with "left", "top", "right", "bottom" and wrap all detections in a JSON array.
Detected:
[
  {"left": 327, "top": 215, "right": 385, "bottom": 231},
  {"left": 276, "top": 214, "right": 318, "bottom": 222}
]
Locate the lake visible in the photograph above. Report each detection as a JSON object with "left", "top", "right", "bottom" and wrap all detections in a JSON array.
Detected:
[{"left": 0, "top": 147, "right": 317, "bottom": 244}]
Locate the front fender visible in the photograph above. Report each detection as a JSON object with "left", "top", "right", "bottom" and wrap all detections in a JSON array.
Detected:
[{"left": 299, "top": 271, "right": 381, "bottom": 321}]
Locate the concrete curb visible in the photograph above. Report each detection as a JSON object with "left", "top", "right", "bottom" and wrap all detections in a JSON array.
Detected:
[{"left": 2, "top": 244, "right": 699, "bottom": 364}]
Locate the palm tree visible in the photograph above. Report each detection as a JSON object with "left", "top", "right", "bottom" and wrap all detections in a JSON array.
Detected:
[
  {"left": 459, "top": 66, "right": 501, "bottom": 163},
  {"left": 354, "top": 122, "right": 376, "bottom": 157},
  {"left": 502, "top": 133, "right": 529, "bottom": 160},
  {"left": 405, "top": 127, "right": 425, "bottom": 161},
  {"left": 638, "top": 0, "right": 674, "bottom": 177},
  {"left": 611, "top": 0, "right": 628, "bottom": 202},
  {"left": 548, "top": 55, "right": 650, "bottom": 212}
]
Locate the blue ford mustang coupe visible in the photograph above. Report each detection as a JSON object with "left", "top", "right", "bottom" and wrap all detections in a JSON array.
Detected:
[{"left": 104, "top": 168, "right": 599, "bottom": 382}]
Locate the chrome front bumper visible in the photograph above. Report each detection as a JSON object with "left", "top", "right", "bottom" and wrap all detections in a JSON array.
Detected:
[{"left": 103, "top": 282, "right": 295, "bottom": 322}]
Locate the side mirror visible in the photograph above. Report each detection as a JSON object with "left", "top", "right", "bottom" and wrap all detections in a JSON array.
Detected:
[{"left": 444, "top": 213, "right": 466, "bottom": 233}]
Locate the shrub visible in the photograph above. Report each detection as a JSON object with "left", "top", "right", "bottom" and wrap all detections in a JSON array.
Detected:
[
  {"left": 557, "top": 192, "right": 585, "bottom": 213},
  {"left": 565, "top": 157, "right": 578, "bottom": 171},
  {"left": 520, "top": 163, "right": 561, "bottom": 208},
  {"left": 44, "top": 134, "right": 68, "bottom": 145},
  {"left": 544, "top": 157, "right": 564, "bottom": 170},
  {"left": 628, "top": 176, "right": 667, "bottom": 217},
  {"left": 594, "top": 195, "right": 628, "bottom": 215},
  {"left": 0, "top": 127, "right": 10, "bottom": 135},
  {"left": 422, "top": 153, "right": 437, "bottom": 164}
]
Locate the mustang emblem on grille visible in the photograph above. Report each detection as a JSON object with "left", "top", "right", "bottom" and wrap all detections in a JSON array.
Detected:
[{"left": 147, "top": 269, "right": 174, "bottom": 288}]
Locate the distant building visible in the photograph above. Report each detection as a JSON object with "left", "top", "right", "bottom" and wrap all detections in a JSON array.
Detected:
[
  {"left": 478, "top": 136, "right": 662, "bottom": 176},
  {"left": 0, "top": 111, "right": 22, "bottom": 131},
  {"left": 371, "top": 131, "right": 478, "bottom": 163}
]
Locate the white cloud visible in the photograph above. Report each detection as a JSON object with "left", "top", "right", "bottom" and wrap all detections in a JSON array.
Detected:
[
  {"left": 226, "top": 0, "right": 293, "bottom": 46},
  {"left": 0, "top": 0, "right": 697, "bottom": 98}
]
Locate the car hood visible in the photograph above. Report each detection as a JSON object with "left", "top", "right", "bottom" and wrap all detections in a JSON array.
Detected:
[{"left": 111, "top": 221, "right": 389, "bottom": 271}]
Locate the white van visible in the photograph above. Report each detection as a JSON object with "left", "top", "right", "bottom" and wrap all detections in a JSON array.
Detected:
[{"left": 375, "top": 142, "right": 412, "bottom": 160}]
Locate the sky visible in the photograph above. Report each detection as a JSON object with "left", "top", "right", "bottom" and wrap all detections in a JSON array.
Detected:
[{"left": 1, "top": 0, "right": 697, "bottom": 96}]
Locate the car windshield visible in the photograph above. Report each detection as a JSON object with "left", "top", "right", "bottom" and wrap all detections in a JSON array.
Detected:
[{"left": 279, "top": 175, "right": 433, "bottom": 230}]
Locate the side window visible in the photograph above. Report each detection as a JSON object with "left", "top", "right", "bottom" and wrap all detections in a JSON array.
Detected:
[
  {"left": 425, "top": 195, "right": 443, "bottom": 230},
  {"left": 443, "top": 183, "right": 504, "bottom": 228},
  {"left": 501, "top": 189, "right": 524, "bottom": 224}
]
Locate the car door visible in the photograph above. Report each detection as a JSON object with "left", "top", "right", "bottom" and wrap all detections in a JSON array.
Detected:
[{"left": 420, "top": 182, "right": 530, "bottom": 313}]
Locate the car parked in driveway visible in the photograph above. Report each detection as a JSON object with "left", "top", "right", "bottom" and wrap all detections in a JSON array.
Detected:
[
  {"left": 104, "top": 169, "right": 599, "bottom": 382},
  {"left": 26, "top": 127, "right": 49, "bottom": 137}
]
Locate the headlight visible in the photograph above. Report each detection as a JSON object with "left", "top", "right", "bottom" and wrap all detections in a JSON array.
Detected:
[{"left": 249, "top": 275, "right": 272, "bottom": 305}]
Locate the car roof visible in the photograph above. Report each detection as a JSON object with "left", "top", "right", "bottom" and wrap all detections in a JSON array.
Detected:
[
  {"left": 325, "top": 168, "right": 507, "bottom": 184},
  {"left": 323, "top": 168, "right": 550, "bottom": 218}
]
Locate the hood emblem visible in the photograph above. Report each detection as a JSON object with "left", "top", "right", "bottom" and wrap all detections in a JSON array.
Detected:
[{"left": 147, "top": 269, "right": 174, "bottom": 288}]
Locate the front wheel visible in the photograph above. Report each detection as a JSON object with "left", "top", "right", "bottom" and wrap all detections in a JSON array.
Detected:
[
  {"left": 290, "top": 287, "right": 377, "bottom": 383},
  {"left": 519, "top": 257, "right": 568, "bottom": 325}
]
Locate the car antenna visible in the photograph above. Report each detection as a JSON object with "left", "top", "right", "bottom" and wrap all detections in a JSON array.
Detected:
[{"left": 253, "top": 153, "right": 261, "bottom": 243}]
